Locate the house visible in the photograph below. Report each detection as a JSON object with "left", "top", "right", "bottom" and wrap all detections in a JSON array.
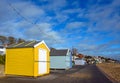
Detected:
[
  {"left": 74, "top": 54, "right": 86, "bottom": 65},
  {"left": 5, "top": 40, "right": 50, "bottom": 77},
  {"left": 74, "top": 58, "right": 86, "bottom": 65},
  {"left": 72, "top": 54, "right": 84, "bottom": 65},
  {"left": 94, "top": 56, "right": 103, "bottom": 64},
  {"left": 107, "top": 59, "right": 116, "bottom": 63},
  {"left": 0, "top": 45, "right": 6, "bottom": 55},
  {"left": 72, "top": 55, "right": 78, "bottom": 62},
  {"left": 76, "top": 54, "right": 84, "bottom": 58},
  {"left": 50, "top": 48, "right": 72, "bottom": 69}
]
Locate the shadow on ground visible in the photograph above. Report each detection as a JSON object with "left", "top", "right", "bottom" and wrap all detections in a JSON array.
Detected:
[{"left": 0, "top": 65, "right": 113, "bottom": 83}]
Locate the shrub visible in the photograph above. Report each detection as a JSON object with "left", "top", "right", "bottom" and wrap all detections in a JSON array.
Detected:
[{"left": 0, "top": 55, "right": 5, "bottom": 64}]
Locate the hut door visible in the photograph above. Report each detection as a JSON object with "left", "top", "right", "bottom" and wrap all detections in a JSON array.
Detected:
[
  {"left": 66, "top": 56, "right": 70, "bottom": 68},
  {"left": 38, "top": 49, "right": 47, "bottom": 74}
]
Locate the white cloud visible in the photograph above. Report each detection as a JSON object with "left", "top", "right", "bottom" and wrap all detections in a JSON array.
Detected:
[
  {"left": 78, "top": 39, "right": 120, "bottom": 57},
  {"left": 55, "top": 13, "right": 69, "bottom": 23},
  {"left": 66, "top": 22, "right": 85, "bottom": 29},
  {"left": 0, "top": 20, "right": 31, "bottom": 38},
  {"left": 12, "top": 1, "right": 45, "bottom": 17},
  {"left": 0, "top": 0, "right": 65, "bottom": 47},
  {"left": 0, "top": 0, "right": 120, "bottom": 58},
  {"left": 0, "top": 0, "right": 17, "bottom": 22},
  {"left": 25, "top": 23, "right": 64, "bottom": 45},
  {"left": 85, "top": 0, "right": 120, "bottom": 32}
]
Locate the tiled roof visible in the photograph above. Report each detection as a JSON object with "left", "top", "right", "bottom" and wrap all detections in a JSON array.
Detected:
[{"left": 7, "top": 41, "right": 39, "bottom": 48}]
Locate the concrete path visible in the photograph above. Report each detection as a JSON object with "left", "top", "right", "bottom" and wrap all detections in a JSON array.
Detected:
[
  {"left": 0, "top": 65, "right": 5, "bottom": 77},
  {"left": 0, "top": 65, "right": 113, "bottom": 83}
]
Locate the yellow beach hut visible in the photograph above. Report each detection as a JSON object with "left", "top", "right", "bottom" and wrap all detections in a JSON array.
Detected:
[{"left": 5, "top": 40, "right": 50, "bottom": 77}]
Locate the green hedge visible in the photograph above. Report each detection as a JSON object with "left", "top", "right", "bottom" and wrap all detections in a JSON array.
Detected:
[{"left": 0, "top": 55, "right": 5, "bottom": 64}]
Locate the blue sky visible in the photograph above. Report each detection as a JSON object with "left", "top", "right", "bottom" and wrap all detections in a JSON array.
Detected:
[{"left": 0, "top": 0, "right": 120, "bottom": 59}]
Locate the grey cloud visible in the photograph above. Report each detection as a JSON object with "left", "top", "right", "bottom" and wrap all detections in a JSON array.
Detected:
[
  {"left": 85, "top": 0, "right": 120, "bottom": 32},
  {"left": 78, "top": 39, "right": 120, "bottom": 57},
  {"left": 25, "top": 23, "right": 64, "bottom": 45},
  {"left": 12, "top": 1, "right": 45, "bottom": 17},
  {"left": 0, "top": 0, "right": 64, "bottom": 48},
  {"left": 0, "top": 0, "right": 17, "bottom": 22}
]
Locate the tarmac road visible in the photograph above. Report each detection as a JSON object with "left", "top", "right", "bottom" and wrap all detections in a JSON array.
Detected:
[{"left": 0, "top": 65, "right": 113, "bottom": 83}]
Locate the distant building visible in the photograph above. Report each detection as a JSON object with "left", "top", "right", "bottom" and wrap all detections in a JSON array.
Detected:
[
  {"left": 94, "top": 56, "right": 103, "bottom": 64},
  {"left": 72, "top": 53, "right": 84, "bottom": 62},
  {"left": 0, "top": 45, "right": 6, "bottom": 55},
  {"left": 107, "top": 59, "right": 116, "bottom": 63},
  {"left": 74, "top": 58, "right": 86, "bottom": 65},
  {"left": 72, "top": 55, "right": 78, "bottom": 61},
  {"left": 74, "top": 54, "right": 86, "bottom": 65}
]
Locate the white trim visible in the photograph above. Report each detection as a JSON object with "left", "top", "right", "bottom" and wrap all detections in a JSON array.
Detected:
[
  {"left": 34, "top": 40, "right": 50, "bottom": 51},
  {"left": 38, "top": 49, "right": 47, "bottom": 74},
  {"left": 67, "top": 49, "right": 70, "bottom": 55}
]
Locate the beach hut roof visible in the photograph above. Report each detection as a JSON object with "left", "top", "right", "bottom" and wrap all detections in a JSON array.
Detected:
[
  {"left": 7, "top": 40, "right": 50, "bottom": 51},
  {"left": 7, "top": 41, "right": 38, "bottom": 48},
  {"left": 50, "top": 49, "right": 68, "bottom": 56}
]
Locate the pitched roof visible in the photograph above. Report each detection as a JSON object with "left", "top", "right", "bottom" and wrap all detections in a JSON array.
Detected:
[
  {"left": 0, "top": 45, "right": 4, "bottom": 48},
  {"left": 7, "top": 41, "right": 39, "bottom": 49},
  {"left": 50, "top": 48, "right": 68, "bottom": 56}
]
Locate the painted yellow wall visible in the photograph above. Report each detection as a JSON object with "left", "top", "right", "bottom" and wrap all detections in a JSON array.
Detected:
[
  {"left": 34, "top": 43, "right": 50, "bottom": 77},
  {"left": 5, "top": 48, "right": 34, "bottom": 76}
]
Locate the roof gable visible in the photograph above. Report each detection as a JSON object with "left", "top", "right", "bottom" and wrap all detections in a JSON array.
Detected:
[{"left": 34, "top": 40, "right": 50, "bottom": 51}]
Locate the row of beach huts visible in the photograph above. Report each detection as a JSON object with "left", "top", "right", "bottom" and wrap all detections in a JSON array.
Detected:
[{"left": 4, "top": 40, "right": 85, "bottom": 77}]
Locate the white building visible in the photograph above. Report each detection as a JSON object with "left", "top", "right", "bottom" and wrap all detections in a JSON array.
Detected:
[
  {"left": 0, "top": 45, "right": 6, "bottom": 55},
  {"left": 74, "top": 58, "right": 86, "bottom": 65},
  {"left": 94, "top": 56, "right": 102, "bottom": 63}
]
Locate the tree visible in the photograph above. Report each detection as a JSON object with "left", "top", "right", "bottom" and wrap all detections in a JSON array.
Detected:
[
  {"left": 0, "top": 55, "right": 5, "bottom": 64},
  {"left": 0, "top": 35, "right": 7, "bottom": 44},
  {"left": 17, "top": 38, "right": 25, "bottom": 43},
  {"left": 8, "top": 36, "right": 16, "bottom": 45},
  {"left": 71, "top": 48, "right": 78, "bottom": 56},
  {"left": 50, "top": 47, "right": 56, "bottom": 51},
  {"left": 84, "top": 55, "right": 92, "bottom": 59},
  {"left": 71, "top": 47, "right": 78, "bottom": 61}
]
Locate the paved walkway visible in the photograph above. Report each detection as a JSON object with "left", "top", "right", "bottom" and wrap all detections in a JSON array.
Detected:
[{"left": 0, "top": 65, "right": 113, "bottom": 83}]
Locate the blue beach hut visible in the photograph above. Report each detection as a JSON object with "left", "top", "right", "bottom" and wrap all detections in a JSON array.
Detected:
[{"left": 50, "top": 48, "right": 72, "bottom": 69}]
